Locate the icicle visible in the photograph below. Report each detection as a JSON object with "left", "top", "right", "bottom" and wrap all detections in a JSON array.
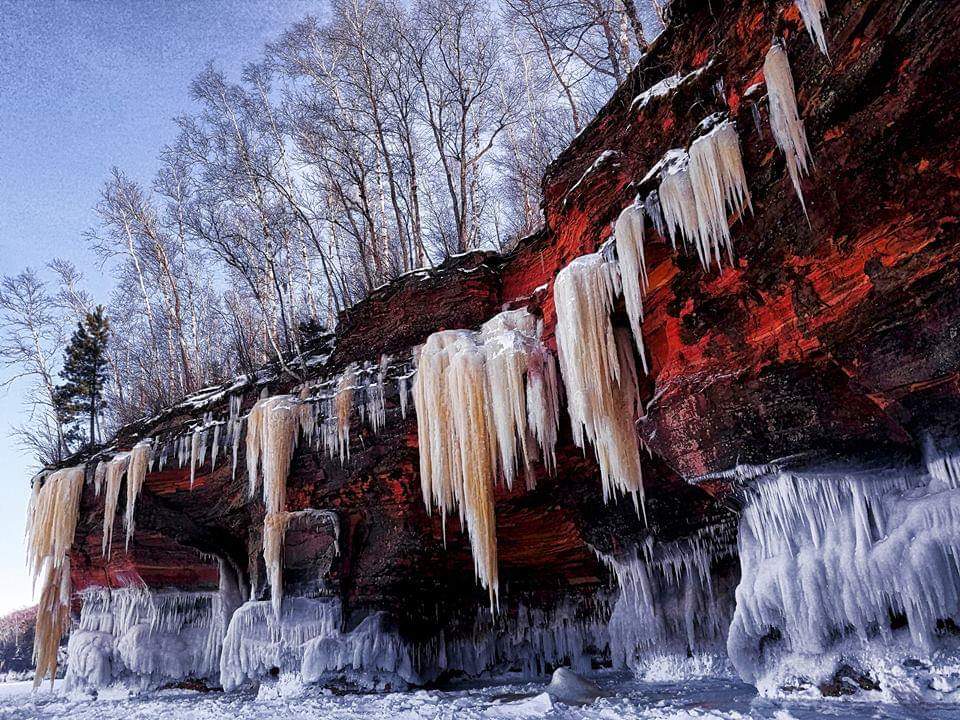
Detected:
[
  {"left": 335, "top": 365, "right": 356, "bottom": 463},
  {"left": 93, "top": 460, "right": 107, "bottom": 497},
  {"left": 413, "top": 309, "right": 560, "bottom": 610},
  {"left": 687, "top": 117, "right": 752, "bottom": 268},
  {"left": 264, "top": 511, "right": 291, "bottom": 618},
  {"left": 398, "top": 374, "right": 410, "bottom": 420},
  {"left": 764, "top": 42, "right": 813, "bottom": 213},
  {"left": 644, "top": 191, "right": 665, "bottom": 237},
  {"left": 232, "top": 416, "right": 243, "bottom": 482},
  {"left": 244, "top": 394, "right": 300, "bottom": 615},
  {"left": 553, "top": 254, "right": 646, "bottom": 520},
  {"left": 211, "top": 423, "right": 221, "bottom": 470},
  {"left": 25, "top": 465, "right": 84, "bottom": 686},
  {"left": 125, "top": 439, "right": 152, "bottom": 550},
  {"left": 101, "top": 453, "right": 130, "bottom": 558},
  {"left": 614, "top": 200, "right": 650, "bottom": 371},
  {"left": 658, "top": 150, "right": 704, "bottom": 261},
  {"left": 796, "top": 0, "right": 829, "bottom": 56},
  {"left": 190, "top": 428, "right": 202, "bottom": 489}
]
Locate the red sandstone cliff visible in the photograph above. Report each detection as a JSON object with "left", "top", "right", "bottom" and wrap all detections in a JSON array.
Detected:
[{"left": 63, "top": 0, "right": 960, "bottom": 665}]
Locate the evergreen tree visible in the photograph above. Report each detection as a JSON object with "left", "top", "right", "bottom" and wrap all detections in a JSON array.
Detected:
[{"left": 57, "top": 306, "right": 110, "bottom": 448}]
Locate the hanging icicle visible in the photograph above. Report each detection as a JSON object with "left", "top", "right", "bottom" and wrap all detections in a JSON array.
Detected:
[
  {"left": 334, "top": 364, "right": 356, "bottom": 463},
  {"left": 553, "top": 254, "right": 646, "bottom": 520},
  {"left": 687, "top": 116, "right": 752, "bottom": 268},
  {"left": 125, "top": 439, "right": 152, "bottom": 550},
  {"left": 101, "top": 453, "right": 130, "bottom": 558},
  {"left": 658, "top": 150, "right": 703, "bottom": 259},
  {"left": 25, "top": 465, "right": 85, "bottom": 686},
  {"left": 413, "top": 309, "right": 560, "bottom": 610},
  {"left": 613, "top": 201, "right": 650, "bottom": 371},
  {"left": 244, "top": 394, "right": 300, "bottom": 615},
  {"left": 796, "top": 0, "right": 829, "bottom": 56},
  {"left": 764, "top": 42, "right": 813, "bottom": 213}
]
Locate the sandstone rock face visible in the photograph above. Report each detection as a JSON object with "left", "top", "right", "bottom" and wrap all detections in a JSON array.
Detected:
[{"left": 63, "top": 0, "right": 960, "bottom": 692}]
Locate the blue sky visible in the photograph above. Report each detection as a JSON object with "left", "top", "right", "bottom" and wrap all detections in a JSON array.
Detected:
[{"left": 0, "top": 0, "right": 316, "bottom": 614}]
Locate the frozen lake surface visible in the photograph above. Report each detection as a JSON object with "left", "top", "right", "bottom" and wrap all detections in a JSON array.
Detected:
[{"left": 1, "top": 675, "right": 957, "bottom": 720}]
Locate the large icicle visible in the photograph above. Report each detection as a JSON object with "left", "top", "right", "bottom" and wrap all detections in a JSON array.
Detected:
[
  {"left": 687, "top": 116, "right": 752, "bottom": 268},
  {"left": 124, "top": 439, "right": 152, "bottom": 550},
  {"left": 101, "top": 453, "right": 130, "bottom": 558},
  {"left": 413, "top": 309, "right": 560, "bottom": 609},
  {"left": 25, "top": 465, "right": 85, "bottom": 686},
  {"left": 244, "top": 394, "right": 300, "bottom": 615},
  {"left": 334, "top": 364, "right": 356, "bottom": 462},
  {"left": 554, "top": 254, "right": 646, "bottom": 519},
  {"left": 796, "top": 0, "right": 829, "bottom": 56},
  {"left": 613, "top": 201, "right": 650, "bottom": 371},
  {"left": 764, "top": 42, "right": 813, "bottom": 212}
]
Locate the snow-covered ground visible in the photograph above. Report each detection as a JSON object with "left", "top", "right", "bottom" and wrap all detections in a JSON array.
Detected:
[{"left": 0, "top": 675, "right": 952, "bottom": 720}]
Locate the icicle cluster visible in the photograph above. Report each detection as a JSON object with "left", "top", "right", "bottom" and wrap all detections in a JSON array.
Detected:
[
  {"left": 553, "top": 254, "right": 646, "bottom": 518},
  {"left": 245, "top": 394, "right": 301, "bottom": 615},
  {"left": 728, "top": 467, "right": 960, "bottom": 691},
  {"left": 656, "top": 117, "right": 752, "bottom": 270},
  {"left": 796, "top": 0, "right": 829, "bottom": 56},
  {"left": 100, "top": 453, "right": 130, "bottom": 558},
  {"left": 413, "top": 309, "right": 560, "bottom": 609},
  {"left": 25, "top": 464, "right": 85, "bottom": 686},
  {"left": 124, "top": 439, "right": 152, "bottom": 550},
  {"left": 65, "top": 587, "right": 225, "bottom": 691},
  {"left": 596, "top": 525, "right": 737, "bottom": 675},
  {"left": 764, "top": 43, "right": 813, "bottom": 212}
]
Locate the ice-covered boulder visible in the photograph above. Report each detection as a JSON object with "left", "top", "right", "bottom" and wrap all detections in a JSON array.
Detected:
[{"left": 545, "top": 667, "right": 602, "bottom": 705}]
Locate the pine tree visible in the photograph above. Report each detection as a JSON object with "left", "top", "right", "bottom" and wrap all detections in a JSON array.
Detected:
[{"left": 57, "top": 306, "right": 110, "bottom": 449}]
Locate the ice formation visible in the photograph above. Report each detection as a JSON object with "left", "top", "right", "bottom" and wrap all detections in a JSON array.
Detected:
[
  {"left": 413, "top": 309, "right": 560, "bottom": 608},
  {"left": 101, "top": 453, "right": 130, "bottom": 558},
  {"left": 25, "top": 464, "right": 85, "bottom": 686},
  {"left": 728, "top": 466, "right": 960, "bottom": 694},
  {"left": 553, "top": 254, "right": 645, "bottom": 517},
  {"left": 334, "top": 364, "right": 356, "bottom": 462},
  {"left": 124, "top": 439, "right": 152, "bottom": 550},
  {"left": 244, "top": 394, "right": 300, "bottom": 613},
  {"left": 687, "top": 116, "right": 752, "bottom": 268},
  {"left": 764, "top": 42, "right": 813, "bottom": 212},
  {"left": 656, "top": 116, "right": 751, "bottom": 271},
  {"left": 219, "top": 597, "right": 341, "bottom": 691},
  {"left": 66, "top": 587, "right": 225, "bottom": 691},
  {"left": 796, "top": 0, "right": 829, "bottom": 56},
  {"left": 613, "top": 201, "right": 650, "bottom": 371},
  {"left": 598, "top": 528, "right": 737, "bottom": 676},
  {"left": 658, "top": 150, "right": 701, "bottom": 254}
]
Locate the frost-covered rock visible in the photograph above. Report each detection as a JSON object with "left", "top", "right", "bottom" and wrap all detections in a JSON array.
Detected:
[
  {"left": 545, "top": 668, "right": 601, "bottom": 705},
  {"left": 728, "top": 466, "right": 960, "bottom": 698}
]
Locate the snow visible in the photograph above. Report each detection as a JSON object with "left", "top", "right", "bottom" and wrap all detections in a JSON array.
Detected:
[
  {"left": 564, "top": 151, "right": 620, "bottom": 204},
  {"left": 630, "top": 63, "right": 713, "bottom": 113},
  {"left": 1, "top": 675, "right": 948, "bottom": 719}
]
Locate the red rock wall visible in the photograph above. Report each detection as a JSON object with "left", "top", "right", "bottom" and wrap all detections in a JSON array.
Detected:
[{"left": 66, "top": 0, "right": 960, "bottom": 653}]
